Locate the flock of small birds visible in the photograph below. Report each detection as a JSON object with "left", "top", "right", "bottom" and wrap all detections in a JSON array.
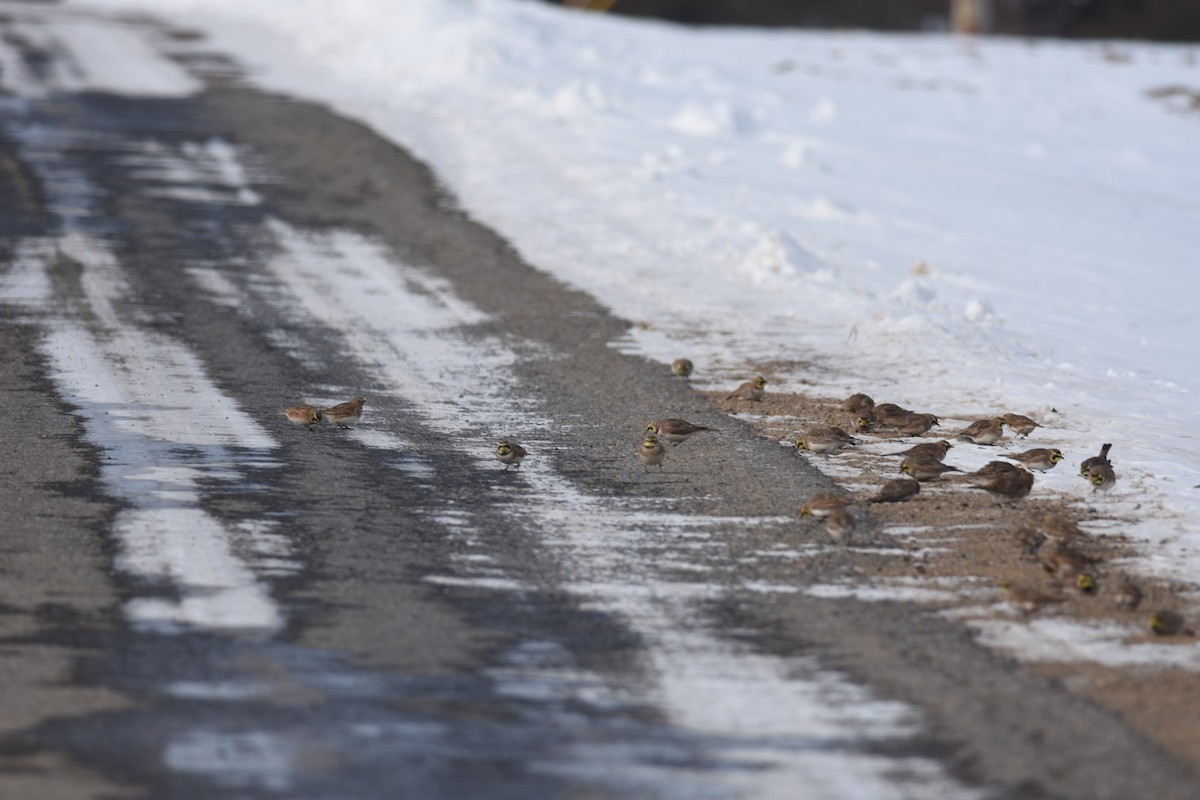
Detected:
[
  {"left": 286, "top": 363, "right": 1187, "bottom": 638},
  {"left": 787, "top": 389, "right": 1185, "bottom": 637}
]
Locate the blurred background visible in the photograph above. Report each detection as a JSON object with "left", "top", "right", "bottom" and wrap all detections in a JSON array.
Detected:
[{"left": 557, "top": 0, "right": 1200, "bottom": 41}]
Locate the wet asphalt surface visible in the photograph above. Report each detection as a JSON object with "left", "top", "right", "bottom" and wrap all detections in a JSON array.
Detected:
[{"left": 1, "top": 7, "right": 1199, "bottom": 799}]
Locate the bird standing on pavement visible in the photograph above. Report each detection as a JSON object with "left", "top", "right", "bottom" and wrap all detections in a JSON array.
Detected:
[
  {"left": 284, "top": 404, "right": 322, "bottom": 430},
  {"left": 496, "top": 439, "right": 527, "bottom": 470},
  {"left": 323, "top": 396, "right": 365, "bottom": 429},
  {"left": 639, "top": 434, "right": 666, "bottom": 470},
  {"left": 672, "top": 358, "right": 694, "bottom": 377},
  {"left": 648, "top": 418, "right": 715, "bottom": 446}
]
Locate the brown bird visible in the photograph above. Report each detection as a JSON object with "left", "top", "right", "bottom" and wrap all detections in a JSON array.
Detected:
[
  {"left": 799, "top": 492, "right": 853, "bottom": 518},
  {"left": 496, "top": 439, "right": 528, "bottom": 470},
  {"left": 323, "top": 396, "right": 365, "bottom": 429},
  {"left": 1148, "top": 610, "right": 1191, "bottom": 636},
  {"left": 896, "top": 412, "right": 940, "bottom": 436},
  {"left": 1087, "top": 462, "right": 1117, "bottom": 492},
  {"left": 639, "top": 434, "right": 666, "bottom": 470},
  {"left": 1001, "top": 413, "right": 1041, "bottom": 437},
  {"left": 887, "top": 440, "right": 953, "bottom": 461},
  {"left": 849, "top": 409, "right": 876, "bottom": 433},
  {"left": 842, "top": 393, "right": 875, "bottom": 414},
  {"left": 671, "top": 358, "right": 694, "bottom": 377},
  {"left": 1079, "top": 443, "right": 1113, "bottom": 476},
  {"left": 900, "top": 455, "right": 961, "bottom": 482},
  {"left": 1003, "top": 448, "right": 1064, "bottom": 472},
  {"left": 1040, "top": 542, "right": 1097, "bottom": 579},
  {"left": 727, "top": 376, "right": 767, "bottom": 401},
  {"left": 1000, "top": 581, "right": 1062, "bottom": 614},
  {"left": 648, "top": 418, "right": 716, "bottom": 446},
  {"left": 1037, "top": 513, "right": 1086, "bottom": 543},
  {"left": 868, "top": 478, "right": 920, "bottom": 503},
  {"left": 825, "top": 507, "right": 857, "bottom": 541},
  {"left": 795, "top": 427, "right": 858, "bottom": 454},
  {"left": 872, "top": 403, "right": 913, "bottom": 427},
  {"left": 956, "top": 417, "right": 1005, "bottom": 445},
  {"left": 1112, "top": 578, "right": 1143, "bottom": 610},
  {"left": 966, "top": 463, "right": 1034, "bottom": 504},
  {"left": 284, "top": 404, "right": 322, "bottom": 430}
]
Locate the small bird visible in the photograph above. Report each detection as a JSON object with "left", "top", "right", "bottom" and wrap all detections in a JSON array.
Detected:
[
  {"left": 999, "top": 581, "right": 1062, "bottom": 614},
  {"left": 639, "top": 434, "right": 666, "bottom": 470},
  {"left": 900, "top": 455, "right": 961, "bottom": 482},
  {"left": 868, "top": 478, "right": 920, "bottom": 504},
  {"left": 727, "top": 376, "right": 767, "bottom": 401},
  {"left": 671, "top": 358, "right": 694, "bottom": 377},
  {"left": 496, "top": 439, "right": 527, "bottom": 470},
  {"left": 1040, "top": 542, "right": 1097, "bottom": 579},
  {"left": 1001, "top": 413, "right": 1041, "bottom": 437},
  {"left": 1148, "top": 610, "right": 1190, "bottom": 636},
  {"left": 1076, "top": 574, "right": 1097, "bottom": 594},
  {"left": 825, "top": 507, "right": 856, "bottom": 541},
  {"left": 1087, "top": 462, "right": 1117, "bottom": 492},
  {"left": 896, "top": 413, "right": 939, "bottom": 436},
  {"left": 1112, "top": 578, "right": 1143, "bottom": 610},
  {"left": 957, "top": 417, "right": 1005, "bottom": 445},
  {"left": 1037, "top": 513, "right": 1086, "bottom": 543},
  {"left": 888, "top": 440, "right": 953, "bottom": 461},
  {"left": 795, "top": 427, "right": 857, "bottom": 455},
  {"left": 799, "top": 492, "right": 853, "bottom": 518},
  {"left": 1003, "top": 448, "right": 1064, "bottom": 472},
  {"left": 648, "top": 418, "right": 716, "bottom": 446},
  {"left": 1079, "top": 443, "right": 1113, "bottom": 476},
  {"left": 966, "top": 463, "right": 1034, "bottom": 504},
  {"left": 284, "top": 404, "right": 322, "bottom": 430},
  {"left": 872, "top": 403, "right": 913, "bottom": 427},
  {"left": 323, "top": 396, "right": 365, "bottom": 429},
  {"left": 842, "top": 393, "right": 875, "bottom": 414},
  {"left": 849, "top": 409, "right": 876, "bottom": 432}
]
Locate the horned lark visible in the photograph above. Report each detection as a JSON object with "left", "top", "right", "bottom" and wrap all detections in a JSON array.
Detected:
[
  {"left": 888, "top": 440, "right": 953, "bottom": 461},
  {"left": 1037, "top": 513, "right": 1085, "bottom": 543},
  {"left": 825, "top": 507, "right": 856, "bottom": 541},
  {"left": 639, "top": 434, "right": 666, "bottom": 470},
  {"left": 648, "top": 418, "right": 715, "bottom": 446},
  {"left": 1003, "top": 448, "right": 1064, "bottom": 472},
  {"left": 999, "top": 581, "right": 1062, "bottom": 614},
  {"left": 799, "top": 492, "right": 853, "bottom": 518},
  {"left": 850, "top": 409, "right": 876, "bottom": 432},
  {"left": 671, "top": 358, "right": 694, "bottom": 377},
  {"left": 956, "top": 417, "right": 1005, "bottom": 445},
  {"left": 896, "top": 413, "right": 939, "bottom": 436},
  {"left": 900, "top": 455, "right": 961, "bottom": 481},
  {"left": 284, "top": 404, "right": 322, "bottom": 430},
  {"left": 496, "top": 439, "right": 527, "bottom": 470},
  {"left": 1148, "top": 609, "right": 1190, "bottom": 636},
  {"left": 967, "top": 463, "right": 1034, "bottom": 504},
  {"left": 1001, "top": 413, "right": 1041, "bottom": 437},
  {"left": 1079, "top": 443, "right": 1113, "bottom": 476},
  {"left": 1076, "top": 574, "right": 1097, "bottom": 594},
  {"left": 1087, "top": 462, "right": 1117, "bottom": 492},
  {"left": 795, "top": 427, "right": 857, "bottom": 454},
  {"left": 323, "top": 396, "right": 365, "bottom": 429},
  {"left": 872, "top": 403, "right": 912, "bottom": 427},
  {"left": 727, "top": 376, "right": 767, "bottom": 401},
  {"left": 842, "top": 393, "right": 875, "bottom": 414},
  {"left": 1112, "top": 578, "right": 1143, "bottom": 610},
  {"left": 868, "top": 478, "right": 920, "bottom": 503},
  {"left": 1040, "top": 542, "right": 1097, "bottom": 579}
]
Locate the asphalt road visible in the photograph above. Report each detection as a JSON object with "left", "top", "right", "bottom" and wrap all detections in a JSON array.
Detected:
[{"left": 1, "top": 6, "right": 1197, "bottom": 799}]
